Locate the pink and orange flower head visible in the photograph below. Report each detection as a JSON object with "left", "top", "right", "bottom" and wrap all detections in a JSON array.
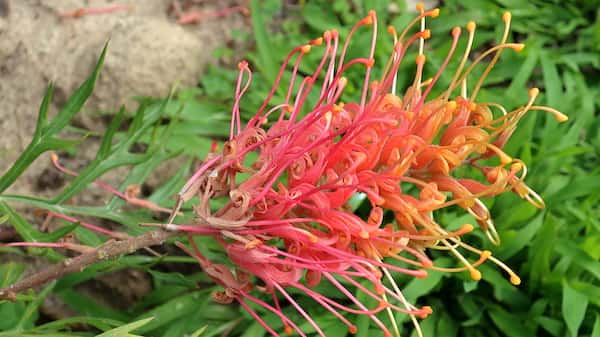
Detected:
[{"left": 167, "top": 5, "right": 568, "bottom": 337}]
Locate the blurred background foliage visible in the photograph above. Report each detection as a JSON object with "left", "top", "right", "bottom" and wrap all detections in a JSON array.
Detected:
[{"left": 0, "top": 0, "right": 598, "bottom": 336}]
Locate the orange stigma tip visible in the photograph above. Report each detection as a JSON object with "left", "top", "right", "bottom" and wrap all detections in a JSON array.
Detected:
[
  {"left": 499, "top": 153, "right": 512, "bottom": 165},
  {"left": 423, "top": 306, "right": 433, "bottom": 314},
  {"left": 416, "top": 269, "right": 428, "bottom": 278},
  {"left": 556, "top": 113, "right": 569, "bottom": 122},
  {"left": 387, "top": 25, "right": 396, "bottom": 35},
  {"left": 362, "top": 15, "right": 373, "bottom": 25},
  {"left": 462, "top": 223, "right": 475, "bottom": 233},
  {"left": 470, "top": 269, "right": 482, "bottom": 281},
  {"left": 416, "top": 54, "right": 426, "bottom": 65},
  {"left": 368, "top": 10, "right": 376, "bottom": 17},
  {"left": 452, "top": 27, "right": 461, "bottom": 37},
  {"left": 511, "top": 162, "right": 523, "bottom": 172},
  {"left": 529, "top": 87, "right": 540, "bottom": 97},
  {"left": 416, "top": 2, "right": 425, "bottom": 12},
  {"left": 366, "top": 58, "right": 375, "bottom": 67},
  {"left": 323, "top": 30, "right": 331, "bottom": 39},
  {"left": 468, "top": 102, "right": 477, "bottom": 111},
  {"left": 502, "top": 11, "right": 512, "bottom": 23},
  {"left": 349, "top": 325, "right": 358, "bottom": 334},
  {"left": 481, "top": 250, "right": 492, "bottom": 259},
  {"left": 510, "top": 274, "right": 521, "bottom": 285},
  {"left": 301, "top": 44, "right": 311, "bottom": 54},
  {"left": 284, "top": 325, "right": 293, "bottom": 335},
  {"left": 339, "top": 77, "right": 348, "bottom": 87},
  {"left": 422, "top": 259, "right": 434, "bottom": 268},
  {"left": 512, "top": 43, "right": 525, "bottom": 51},
  {"left": 430, "top": 8, "right": 440, "bottom": 18},
  {"left": 50, "top": 152, "right": 59, "bottom": 161},
  {"left": 422, "top": 29, "right": 431, "bottom": 39},
  {"left": 466, "top": 21, "right": 476, "bottom": 32},
  {"left": 312, "top": 37, "right": 323, "bottom": 46},
  {"left": 359, "top": 230, "right": 370, "bottom": 239},
  {"left": 446, "top": 100, "right": 457, "bottom": 111}
]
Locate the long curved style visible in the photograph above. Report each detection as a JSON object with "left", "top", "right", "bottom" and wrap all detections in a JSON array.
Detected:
[{"left": 167, "top": 6, "right": 568, "bottom": 337}]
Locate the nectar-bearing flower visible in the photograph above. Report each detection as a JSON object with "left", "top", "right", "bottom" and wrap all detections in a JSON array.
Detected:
[{"left": 159, "top": 5, "right": 568, "bottom": 337}]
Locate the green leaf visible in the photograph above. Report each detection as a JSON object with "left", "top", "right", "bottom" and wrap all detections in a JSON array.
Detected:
[
  {"left": 488, "top": 305, "right": 530, "bottom": 337},
  {"left": 354, "top": 280, "right": 377, "bottom": 337},
  {"left": 58, "top": 289, "right": 130, "bottom": 321},
  {"left": 147, "top": 270, "right": 197, "bottom": 288},
  {"left": 540, "top": 51, "right": 561, "bottom": 108},
  {"left": 403, "top": 259, "right": 448, "bottom": 303},
  {"left": 0, "top": 202, "right": 63, "bottom": 261},
  {"left": 562, "top": 281, "right": 589, "bottom": 337},
  {"left": 555, "top": 240, "right": 600, "bottom": 280},
  {"left": 98, "top": 108, "right": 126, "bottom": 160},
  {"left": 0, "top": 262, "right": 25, "bottom": 288},
  {"left": 132, "top": 291, "right": 211, "bottom": 334},
  {"left": 189, "top": 325, "right": 208, "bottom": 337},
  {"left": 34, "top": 316, "right": 123, "bottom": 333},
  {"left": 96, "top": 317, "right": 154, "bottom": 337},
  {"left": 238, "top": 321, "right": 265, "bottom": 337},
  {"left": 497, "top": 213, "right": 544, "bottom": 259},
  {"left": 592, "top": 314, "right": 600, "bottom": 337},
  {"left": 547, "top": 176, "right": 600, "bottom": 206},
  {"left": 0, "top": 44, "right": 107, "bottom": 193},
  {"left": 44, "top": 44, "right": 107, "bottom": 137},
  {"left": 15, "top": 281, "right": 56, "bottom": 331},
  {"left": 250, "top": 0, "right": 277, "bottom": 84},
  {"left": 33, "top": 83, "right": 54, "bottom": 140},
  {"left": 535, "top": 316, "right": 564, "bottom": 337}
]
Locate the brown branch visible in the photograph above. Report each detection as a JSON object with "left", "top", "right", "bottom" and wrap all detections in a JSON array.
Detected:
[{"left": 0, "top": 229, "right": 179, "bottom": 301}]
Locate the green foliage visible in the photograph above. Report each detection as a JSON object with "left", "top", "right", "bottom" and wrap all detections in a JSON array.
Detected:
[{"left": 0, "top": 0, "right": 598, "bottom": 336}]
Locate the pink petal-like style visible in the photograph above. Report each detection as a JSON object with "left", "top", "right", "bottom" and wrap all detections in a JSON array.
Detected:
[{"left": 164, "top": 6, "right": 567, "bottom": 337}]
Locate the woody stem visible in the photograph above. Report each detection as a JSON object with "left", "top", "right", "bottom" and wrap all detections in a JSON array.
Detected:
[{"left": 0, "top": 229, "right": 179, "bottom": 301}]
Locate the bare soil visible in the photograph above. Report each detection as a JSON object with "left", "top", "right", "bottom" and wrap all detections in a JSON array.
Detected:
[{"left": 0, "top": 0, "right": 247, "bottom": 196}]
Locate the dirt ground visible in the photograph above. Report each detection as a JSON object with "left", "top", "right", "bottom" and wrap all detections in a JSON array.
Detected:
[{"left": 0, "top": 0, "right": 247, "bottom": 197}]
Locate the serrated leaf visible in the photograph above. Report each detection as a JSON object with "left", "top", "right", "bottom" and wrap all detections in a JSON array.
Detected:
[
  {"left": 43, "top": 44, "right": 107, "bottom": 137},
  {"left": 0, "top": 44, "right": 107, "bottom": 193}
]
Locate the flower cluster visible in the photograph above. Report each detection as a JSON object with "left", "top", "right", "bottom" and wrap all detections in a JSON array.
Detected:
[{"left": 165, "top": 6, "right": 567, "bottom": 337}]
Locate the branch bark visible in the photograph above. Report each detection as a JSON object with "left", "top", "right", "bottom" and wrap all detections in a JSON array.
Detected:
[{"left": 0, "top": 229, "right": 179, "bottom": 301}]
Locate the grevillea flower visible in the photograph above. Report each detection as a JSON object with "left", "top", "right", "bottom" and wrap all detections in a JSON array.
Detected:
[{"left": 160, "top": 5, "right": 568, "bottom": 337}]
